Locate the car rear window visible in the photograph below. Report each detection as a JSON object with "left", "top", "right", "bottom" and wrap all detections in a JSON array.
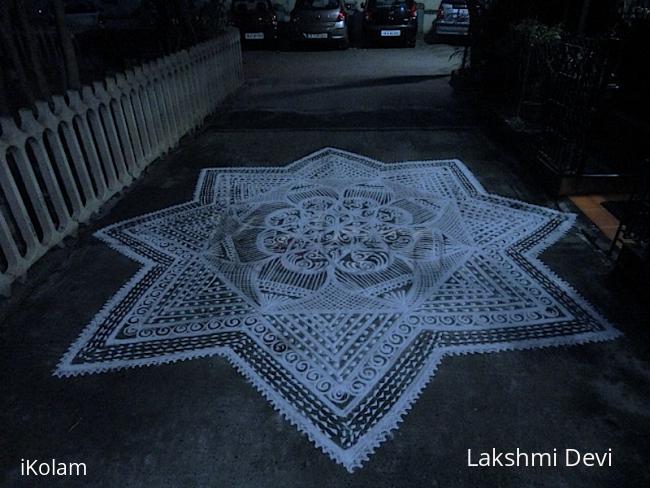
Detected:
[
  {"left": 295, "top": 0, "right": 340, "bottom": 10},
  {"left": 369, "top": 0, "right": 415, "bottom": 8},
  {"left": 233, "top": 0, "right": 271, "bottom": 12},
  {"left": 65, "top": 1, "right": 98, "bottom": 14}
]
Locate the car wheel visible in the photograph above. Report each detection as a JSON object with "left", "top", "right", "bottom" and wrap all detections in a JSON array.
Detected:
[
  {"left": 338, "top": 39, "right": 349, "bottom": 50},
  {"left": 408, "top": 38, "right": 416, "bottom": 48}
]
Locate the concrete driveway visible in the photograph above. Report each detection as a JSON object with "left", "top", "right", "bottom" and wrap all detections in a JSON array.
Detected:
[
  {"left": 221, "top": 44, "right": 468, "bottom": 129},
  {"left": 1, "top": 46, "right": 649, "bottom": 487}
]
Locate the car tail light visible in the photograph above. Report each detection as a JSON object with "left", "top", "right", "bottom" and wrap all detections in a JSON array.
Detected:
[
  {"left": 436, "top": 5, "right": 444, "bottom": 19},
  {"left": 364, "top": 10, "right": 373, "bottom": 21},
  {"left": 409, "top": 3, "right": 417, "bottom": 17},
  {"left": 336, "top": 9, "right": 346, "bottom": 21}
]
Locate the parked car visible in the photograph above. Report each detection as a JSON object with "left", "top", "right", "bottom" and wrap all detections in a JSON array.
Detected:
[
  {"left": 64, "top": 0, "right": 103, "bottom": 33},
  {"left": 289, "top": 0, "right": 350, "bottom": 49},
  {"left": 432, "top": 0, "right": 469, "bottom": 41},
  {"left": 231, "top": 0, "right": 279, "bottom": 47},
  {"left": 362, "top": 0, "right": 418, "bottom": 47}
]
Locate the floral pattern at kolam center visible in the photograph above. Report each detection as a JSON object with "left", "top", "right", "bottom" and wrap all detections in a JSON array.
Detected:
[
  {"left": 202, "top": 179, "right": 474, "bottom": 310},
  {"left": 261, "top": 185, "right": 402, "bottom": 275},
  {"left": 258, "top": 182, "right": 416, "bottom": 276}
]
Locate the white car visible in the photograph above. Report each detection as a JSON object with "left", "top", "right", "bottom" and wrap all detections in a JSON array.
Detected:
[
  {"left": 64, "top": 1, "right": 103, "bottom": 33},
  {"left": 432, "top": 0, "right": 469, "bottom": 39}
]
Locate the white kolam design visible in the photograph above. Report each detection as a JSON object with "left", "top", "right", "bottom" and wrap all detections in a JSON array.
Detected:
[{"left": 57, "top": 148, "right": 620, "bottom": 471}]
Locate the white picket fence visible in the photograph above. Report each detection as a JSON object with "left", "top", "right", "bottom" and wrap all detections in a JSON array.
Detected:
[{"left": 0, "top": 28, "right": 243, "bottom": 297}]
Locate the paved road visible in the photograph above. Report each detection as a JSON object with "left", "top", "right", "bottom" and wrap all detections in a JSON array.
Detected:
[{"left": 1, "top": 46, "right": 649, "bottom": 488}]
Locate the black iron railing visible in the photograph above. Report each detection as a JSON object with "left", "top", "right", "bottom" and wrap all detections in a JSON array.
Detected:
[
  {"left": 536, "top": 39, "right": 612, "bottom": 175},
  {"left": 611, "top": 159, "right": 650, "bottom": 262}
]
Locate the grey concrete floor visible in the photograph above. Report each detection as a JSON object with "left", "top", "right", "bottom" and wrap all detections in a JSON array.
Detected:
[{"left": 1, "top": 45, "right": 650, "bottom": 487}]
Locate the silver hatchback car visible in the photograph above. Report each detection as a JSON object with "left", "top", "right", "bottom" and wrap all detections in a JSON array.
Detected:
[
  {"left": 289, "top": 0, "right": 350, "bottom": 49},
  {"left": 432, "top": 0, "right": 469, "bottom": 40}
]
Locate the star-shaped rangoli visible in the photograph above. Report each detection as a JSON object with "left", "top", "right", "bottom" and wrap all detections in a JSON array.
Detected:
[{"left": 57, "top": 148, "right": 619, "bottom": 471}]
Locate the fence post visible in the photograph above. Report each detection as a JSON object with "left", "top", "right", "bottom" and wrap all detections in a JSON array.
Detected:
[
  {"left": 0, "top": 29, "right": 243, "bottom": 297},
  {"left": 103, "top": 77, "right": 140, "bottom": 179},
  {"left": 17, "top": 108, "right": 78, "bottom": 240}
]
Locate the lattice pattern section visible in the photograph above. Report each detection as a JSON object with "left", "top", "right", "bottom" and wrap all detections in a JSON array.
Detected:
[{"left": 57, "top": 148, "right": 619, "bottom": 471}]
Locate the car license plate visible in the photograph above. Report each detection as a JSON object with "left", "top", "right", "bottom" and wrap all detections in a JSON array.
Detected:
[
  {"left": 245, "top": 32, "right": 264, "bottom": 40},
  {"left": 306, "top": 33, "right": 328, "bottom": 39},
  {"left": 380, "top": 30, "right": 401, "bottom": 37}
]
